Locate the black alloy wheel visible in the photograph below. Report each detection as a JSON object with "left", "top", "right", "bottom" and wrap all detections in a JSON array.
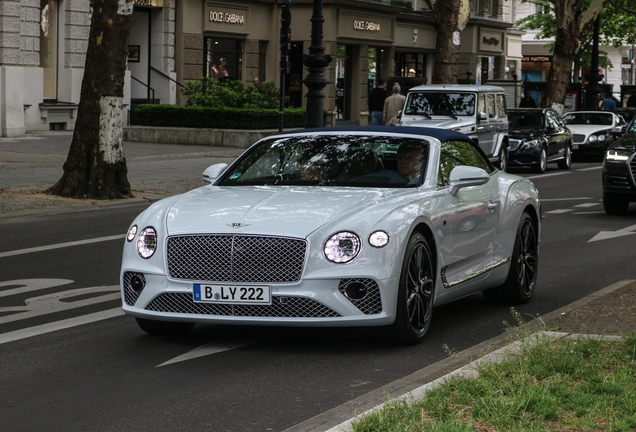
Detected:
[
  {"left": 483, "top": 212, "right": 538, "bottom": 304},
  {"left": 136, "top": 318, "right": 195, "bottom": 335},
  {"left": 388, "top": 232, "right": 435, "bottom": 344},
  {"left": 557, "top": 145, "right": 572, "bottom": 170}
]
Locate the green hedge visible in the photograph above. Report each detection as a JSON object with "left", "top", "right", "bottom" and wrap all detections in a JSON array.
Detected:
[{"left": 132, "top": 104, "right": 311, "bottom": 130}]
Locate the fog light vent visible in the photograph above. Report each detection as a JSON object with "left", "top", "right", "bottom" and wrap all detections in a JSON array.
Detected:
[
  {"left": 338, "top": 278, "right": 382, "bottom": 315},
  {"left": 123, "top": 272, "right": 146, "bottom": 306}
]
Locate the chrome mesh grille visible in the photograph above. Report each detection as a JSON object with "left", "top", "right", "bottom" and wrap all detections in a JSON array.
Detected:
[
  {"left": 167, "top": 235, "right": 306, "bottom": 283},
  {"left": 572, "top": 134, "right": 586, "bottom": 144},
  {"left": 123, "top": 272, "right": 145, "bottom": 306},
  {"left": 338, "top": 278, "right": 383, "bottom": 315},
  {"left": 145, "top": 292, "right": 341, "bottom": 318}
]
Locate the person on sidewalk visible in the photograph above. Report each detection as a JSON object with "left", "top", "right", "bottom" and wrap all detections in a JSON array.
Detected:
[
  {"left": 368, "top": 79, "right": 387, "bottom": 126},
  {"left": 384, "top": 84, "right": 406, "bottom": 126},
  {"left": 600, "top": 92, "right": 617, "bottom": 111}
]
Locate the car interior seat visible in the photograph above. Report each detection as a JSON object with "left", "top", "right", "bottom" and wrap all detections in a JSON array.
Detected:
[{"left": 338, "top": 148, "right": 382, "bottom": 180}]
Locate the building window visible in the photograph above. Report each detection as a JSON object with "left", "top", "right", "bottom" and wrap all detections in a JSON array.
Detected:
[
  {"left": 395, "top": 53, "right": 427, "bottom": 78},
  {"left": 205, "top": 38, "right": 243, "bottom": 81},
  {"left": 258, "top": 41, "right": 267, "bottom": 83},
  {"left": 40, "top": 0, "right": 58, "bottom": 100}
]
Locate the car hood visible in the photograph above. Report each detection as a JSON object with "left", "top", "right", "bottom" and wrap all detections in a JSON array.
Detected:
[
  {"left": 608, "top": 132, "right": 636, "bottom": 152},
  {"left": 566, "top": 124, "right": 613, "bottom": 136},
  {"left": 165, "top": 185, "right": 400, "bottom": 238},
  {"left": 400, "top": 117, "right": 471, "bottom": 129},
  {"left": 509, "top": 130, "right": 542, "bottom": 140}
]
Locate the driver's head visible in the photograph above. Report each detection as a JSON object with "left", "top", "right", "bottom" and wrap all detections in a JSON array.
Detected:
[{"left": 397, "top": 145, "right": 424, "bottom": 181}]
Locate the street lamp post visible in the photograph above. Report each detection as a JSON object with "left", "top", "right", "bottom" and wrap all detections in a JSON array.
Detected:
[
  {"left": 585, "top": 14, "right": 603, "bottom": 110},
  {"left": 302, "top": 0, "right": 332, "bottom": 129}
]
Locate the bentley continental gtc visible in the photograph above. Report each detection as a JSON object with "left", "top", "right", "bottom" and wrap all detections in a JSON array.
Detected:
[{"left": 120, "top": 126, "right": 541, "bottom": 345}]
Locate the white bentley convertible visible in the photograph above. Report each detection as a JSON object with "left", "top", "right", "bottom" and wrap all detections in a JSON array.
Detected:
[{"left": 121, "top": 126, "right": 541, "bottom": 344}]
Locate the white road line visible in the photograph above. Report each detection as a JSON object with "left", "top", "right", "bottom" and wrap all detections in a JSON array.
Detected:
[
  {"left": 576, "top": 166, "right": 603, "bottom": 171},
  {"left": 0, "top": 308, "right": 124, "bottom": 345},
  {"left": 545, "top": 209, "right": 574, "bottom": 214},
  {"left": 540, "top": 197, "right": 594, "bottom": 202},
  {"left": 0, "top": 234, "right": 125, "bottom": 258},
  {"left": 573, "top": 203, "right": 600, "bottom": 208},
  {"left": 526, "top": 172, "right": 570, "bottom": 180},
  {"left": 157, "top": 339, "right": 264, "bottom": 367},
  {"left": 573, "top": 211, "right": 607, "bottom": 214}
]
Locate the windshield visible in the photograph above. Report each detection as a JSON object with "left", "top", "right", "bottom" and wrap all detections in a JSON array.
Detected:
[
  {"left": 563, "top": 112, "right": 613, "bottom": 126},
  {"left": 404, "top": 92, "right": 476, "bottom": 116},
  {"left": 508, "top": 113, "right": 544, "bottom": 130},
  {"left": 217, "top": 135, "right": 430, "bottom": 188}
]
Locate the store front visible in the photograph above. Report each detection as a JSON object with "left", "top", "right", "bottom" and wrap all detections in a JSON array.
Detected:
[{"left": 458, "top": 22, "right": 508, "bottom": 85}]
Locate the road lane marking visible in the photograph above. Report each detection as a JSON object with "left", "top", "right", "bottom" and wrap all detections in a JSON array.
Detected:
[
  {"left": 573, "top": 203, "right": 600, "bottom": 208},
  {"left": 0, "top": 234, "right": 125, "bottom": 258},
  {"left": 0, "top": 285, "right": 120, "bottom": 325},
  {"left": 526, "top": 172, "right": 570, "bottom": 180},
  {"left": 545, "top": 209, "right": 574, "bottom": 214},
  {"left": 157, "top": 338, "right": 265, "bottom": 367},
  {"left": 576, "top": 166, "right": 603, "bottom": 171},
  {"left": 572, "top": 211, "right": 606, "bottom": 215},
  {"left": 540, "top": 197, "right": 593, "bottom": 202},
  {"left": 0, "top": 279, "right": 74, "bottom": 298},
  {"left": 0, "top": 308, "right": 124, "bottom": 345},
  {"left": 589, "top": 224, "right": 636, "bottom": 242}
]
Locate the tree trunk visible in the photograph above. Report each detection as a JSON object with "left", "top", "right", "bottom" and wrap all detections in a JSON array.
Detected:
[
  {"left": 47, "top": 0, "right": 133, "bottom": 199},
  {"left": 541, "top": 0, "right": 584, "bottom": 112},
  {"left": 425, "top": 0, "right": 461, "bottom": 84}
]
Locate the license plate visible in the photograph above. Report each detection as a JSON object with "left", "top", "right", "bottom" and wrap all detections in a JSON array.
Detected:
[
  {"left": 573, "top": 144, "right": 579, "bottom": 149},
  {"left": 193, "top": 284, "right": 271, "bottom": 304}
]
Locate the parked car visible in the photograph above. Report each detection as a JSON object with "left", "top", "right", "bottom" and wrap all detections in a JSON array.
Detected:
[
  {"left": 507, "top": 108, "right": 573, "bottom": 173},
  {"left": 400, "top": 85, "right": 510, "bottom": 171},
  {"left": 613, "top": 107, "right": 636, "bottom": 124},
  {"left": 120, "top": 126, "right": 541, "bottom": 345},
  {"left": 602, "top": 117, "right": 636, "bottom": 214},
  {"left": 562, "top": 111, "right": 627, "bottom": 158}
]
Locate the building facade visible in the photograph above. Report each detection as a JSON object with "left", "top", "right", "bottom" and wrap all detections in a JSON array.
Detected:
[{"left": 0, "top": 0, "right": 516, "bottom": 136}]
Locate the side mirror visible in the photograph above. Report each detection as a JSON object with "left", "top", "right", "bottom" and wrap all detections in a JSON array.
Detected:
[
  {"left": 479, "top": 112, "right": 487, "bottom": 121},
  {"left": 202, "top": 163, "right": 228, "bottom": 183},
  {"left": 448, "top": 165, "right": 490, "bottom": 196},
  {"left": 397, "top": 109, "right": 402, "bottom": 119}
]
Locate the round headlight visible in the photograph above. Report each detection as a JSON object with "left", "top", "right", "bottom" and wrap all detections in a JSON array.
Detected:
[
  {"left": 598, "top": 134, "right": 607, "bottom": 141},
  {"left": 324, "top": 231, "right": 361, "bottom": 263},
  {"left": 137, "top": 227, "right": 157, "bottom": 259},
  {"left": 589, "top": 135, "right": 597, "bottom": 142},
  {"left": 369, "top": 231, "right": 389, "bottom": 248},
  {"left": 127, "top": 225, "right": 138, "bottom": 242}
]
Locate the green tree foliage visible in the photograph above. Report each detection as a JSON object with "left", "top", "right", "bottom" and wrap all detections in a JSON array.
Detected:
[{"left": 181, "top": 79, "right": 282, "bottom": 109}]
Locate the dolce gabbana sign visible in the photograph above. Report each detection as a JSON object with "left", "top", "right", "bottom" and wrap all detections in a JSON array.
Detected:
[
  {"left": 353, "top": 20, "right": 381, "bottom": 32},
  {"left": 205, "top": 2, "right": 249, "bottom": 33}
]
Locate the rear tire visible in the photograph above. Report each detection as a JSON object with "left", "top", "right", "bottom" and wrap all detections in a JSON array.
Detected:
[
  {"left": 603, "top": 194, "right": 629, "bottom": 215},
  {"left": 387, "top": 233, "right": 435, "bottom": 345},
  {"left": 483, "top": 213, "right": 538, "bottom": 304},
  {"left": 557, "top": 146, "right": 572, "bottom": 170},
  {"left": 136, "top": 318, "right": 195, "bottom": 335}
]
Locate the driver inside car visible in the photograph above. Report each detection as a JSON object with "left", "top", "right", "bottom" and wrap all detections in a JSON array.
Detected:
[{"left": 397, "top": 144, "right": 425, "bottom": 182}]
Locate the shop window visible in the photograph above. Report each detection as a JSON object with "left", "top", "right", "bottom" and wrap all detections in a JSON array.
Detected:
[
  {"left": 259, "top": 41, "right": 267, "bottom": 83},
  {"left": 335, "top": 45, "right": 352, "bottom": 121},
  {"left": 205, "top": 38, "right": 243, "bottom": 81},
  {"left": 287, "top": 42, "right": 304, "bottom": 108},
  {"left": 395, "top": 53, "right": 426, "bottom": 78},
  {"left": 40, "top": 0, "right": 58, "bottom": 100}
]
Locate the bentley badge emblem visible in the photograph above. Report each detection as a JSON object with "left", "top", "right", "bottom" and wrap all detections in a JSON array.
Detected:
[{"left": 226, "top": 222, "right": 251, "bottom": 228}]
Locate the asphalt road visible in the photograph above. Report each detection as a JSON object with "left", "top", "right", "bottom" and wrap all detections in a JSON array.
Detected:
[{"left": 2, "top": 160, "right": 636, "bottom": 432}]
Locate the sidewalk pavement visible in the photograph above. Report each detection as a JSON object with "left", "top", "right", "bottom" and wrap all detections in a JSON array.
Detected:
[{"left": 2, "top": 132, "right": 635, "bottom": 432}]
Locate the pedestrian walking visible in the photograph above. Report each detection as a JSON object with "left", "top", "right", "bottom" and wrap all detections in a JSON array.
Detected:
[
  {"left": 368, "top": 79, "right": 387, "bottom": 126},
  {"left": 599, "top": 92, "right": 616, "bottom": 111},
  {"left": 384, "top": 84, "right": 406, "bottom": 126}
]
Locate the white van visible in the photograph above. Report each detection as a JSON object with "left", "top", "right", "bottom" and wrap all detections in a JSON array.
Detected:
[{"left": 400, "top": 84, "right": 510, "bottom": 170}]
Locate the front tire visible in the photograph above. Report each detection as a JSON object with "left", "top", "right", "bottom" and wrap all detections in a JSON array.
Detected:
[
  {"left": 557, "top": 146, "right": 572, "bottom": 170},
  {"left": 136, "top": 318, "right": 195, "bottom": 335},
  {"left": 534, "top": 148, "right": 547, "bottom": 173},
  {"left": 483, "top": 213, "right": 538, "bottom": 304},
  {"left": 603, "top": 194, "right": 629, "bottom": 215},
  {"left": 498, "top": 146, "right": 508, "bottom": 172},
  {"left": 388, "top": 233, "right": 435, "bottom": 345}
]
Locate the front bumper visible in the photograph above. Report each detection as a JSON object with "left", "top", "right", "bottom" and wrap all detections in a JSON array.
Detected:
[
  {"left": 603, "top": 157, "right": 636, "bottom": 200},
  {"left": 573, "top": 141, "right": 609, "bottom": 156},
  {"left": 509, "top": 147, "right": 541, "bottom": 167},
  {"left": 121, "top": 270, "right": 399, "bottom": 327}
]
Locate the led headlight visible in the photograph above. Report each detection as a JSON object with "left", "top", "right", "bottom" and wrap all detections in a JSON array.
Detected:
[
  {"left": 126, "top": 225, "right": 138, "bottom": 242},
  {"left": 369, "top": 231, "right": 389, "bottom": 248},
  {"left": 520, "top": 139, "right": 541, "bottom": 150},
  {"left": 137, "top": 227, "right": 157, "bottom": 259},
  {"left": 324, "top": 231, "right": 361, "bottom": 263},
  {"left": 606, "top": 150, "right": 631, "bottom": 162}
]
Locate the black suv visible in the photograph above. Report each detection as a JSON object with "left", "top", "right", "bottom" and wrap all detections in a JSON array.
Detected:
[
  {"left": 507, "top": 108, "right": 573, "bottom": 173},
  {"left": 602, "top": 118, "right": 636, "bottom": 214}
]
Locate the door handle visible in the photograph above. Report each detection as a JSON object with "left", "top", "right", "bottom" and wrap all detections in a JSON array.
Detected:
[{"left": 487, "top": 201, "right": 498, "bottom": 212}]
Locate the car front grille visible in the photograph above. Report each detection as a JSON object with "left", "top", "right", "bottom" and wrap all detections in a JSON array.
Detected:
[
  {"left": 572, "top": 134, "right": 586, "bottom": 144},
  {"left": 167, "top": 235, "right": 307, "bottom": 283},
  {"left": 630, "top": 158, "right": 636, "bottom": 184},
  {"left": 145, "top": 292, "right": 341, "bottom": 318},
  {"left": 338, "top": 278, "right": 383, "bottom": 315},
  {"left": 605, "top": 175, "right": 632, "bottom": 190}
]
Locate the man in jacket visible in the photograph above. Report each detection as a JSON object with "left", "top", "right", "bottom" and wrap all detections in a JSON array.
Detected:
[
  {"left": 384, "top": 84, "right": 406, "bottom": 126},
  {"left": 368, "top": 79, "right": 387, "bottom": 126}
]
